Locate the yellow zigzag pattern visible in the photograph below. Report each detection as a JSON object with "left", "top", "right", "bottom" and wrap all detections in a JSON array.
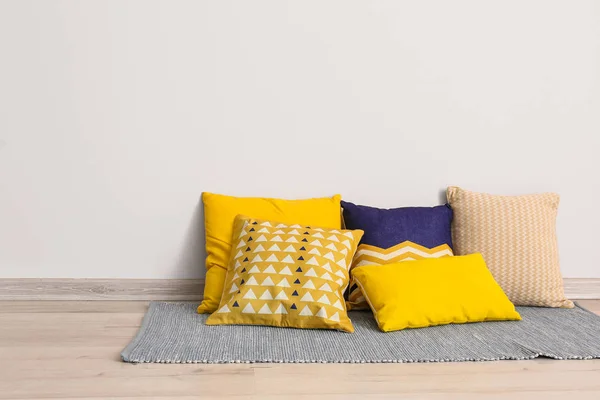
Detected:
[
  {"left": 347, "top": 241, "right": 453, "bottom": 310},
  {"left": 353, "top": 242, "right": 453, "bottom": 268}
]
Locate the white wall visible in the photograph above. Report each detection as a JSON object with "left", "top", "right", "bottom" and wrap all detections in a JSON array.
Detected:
[{"left": 1, "top": 0, "right": 599, "bottom": 279}]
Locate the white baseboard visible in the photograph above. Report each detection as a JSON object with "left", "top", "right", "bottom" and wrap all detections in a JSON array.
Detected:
[
  {"left": 0, "top": 279, "right": 204, "bottom": 301},
  {"left": 0, "top": 278, "right": 598, "bottom": 301},
  {"left": 563, "top": 278, "right": 600, "bottom": 300}
]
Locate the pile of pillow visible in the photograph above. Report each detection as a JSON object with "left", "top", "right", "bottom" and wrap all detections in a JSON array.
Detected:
[{"left": 200, "top": 187, "right": 572, "bottom": 333}]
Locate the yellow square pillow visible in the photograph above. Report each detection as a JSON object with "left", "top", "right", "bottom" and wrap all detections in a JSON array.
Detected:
[
  {"left": 198, "top": 193, "right": 342, "bottom": 314},
  {"left": 352, "top": 253, "right": 521, "bottom": 332},
  {"left": 205, "top": 216, "right": 363, "bottom": 332}
]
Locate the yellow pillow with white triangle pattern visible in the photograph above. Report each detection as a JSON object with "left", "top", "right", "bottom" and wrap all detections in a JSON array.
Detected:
[{"left": 205, "top": 216, "right": 364, "bottom": 333}]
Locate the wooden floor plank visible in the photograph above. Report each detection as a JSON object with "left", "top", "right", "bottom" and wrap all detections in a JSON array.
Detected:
[
  {"left": 0, "top": 301, "right": 152, "bottom": 314},
  {"left": 7, "top": 395, "right": 600, "bottom": 400},
  {"left": 253, "top": 363, "right": 600, "bottom": 396},
  {"left": 4, "top": 358, "right": 600, "bottom": 382},
  {"left": 577, "top": 300, "right": 600, "bottom": 314},
  {"left": 0, "top": 346, "right": 125, "bottom": 361},
  {"left": 0, "top": 374, "right": 256, "bottom": 399}
]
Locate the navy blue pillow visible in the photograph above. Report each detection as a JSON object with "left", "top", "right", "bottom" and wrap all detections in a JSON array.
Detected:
[{"left": 341, "top": 201, "right": 453, "bottom": 250}]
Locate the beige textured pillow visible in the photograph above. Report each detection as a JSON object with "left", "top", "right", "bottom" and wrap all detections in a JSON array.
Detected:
[{"left": 447, "top": 186, "right": 573, "bottom": 308}]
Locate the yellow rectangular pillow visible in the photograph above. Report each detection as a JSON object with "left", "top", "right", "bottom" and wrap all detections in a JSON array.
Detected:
[
  {"left": 205, "top": 216, "right": 363, "bottom": 332},
  {"left": 347, "top": 242, "right": 453, "bottom": 310},
  {"left": 352, "top": 253, "right": 521, "bottom": 332},
  {"left": 198, "top": 193, "right": 342, "bottom": 313}
]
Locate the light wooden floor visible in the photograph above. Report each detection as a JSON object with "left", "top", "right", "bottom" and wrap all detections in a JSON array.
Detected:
[{"left": 1, "top": 301, "right": 599, "bottom": 400}]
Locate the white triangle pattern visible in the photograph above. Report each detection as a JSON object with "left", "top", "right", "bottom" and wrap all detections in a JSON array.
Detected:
[
  {"left": 246, "top": 276, "right": 259, "bottom": 286},
  {"left": 306, "top": 257, "right": 319, "bottom": 266},
  {"left": 263, "top": 265, "right": 277, "bottom": 273},
  {"left": 316, "top": 306, "right": 327, "bottom": 318},
  {"left": 217, "top": 305, "right": 230, "bottom": 313},
  {"left": 262, "top": 277, "right": 275, "bottom": 286},
  {"left": 299, "top": 305, "right": 313, "bottom": 316},
  {"left": 274, "top": 291, "right": 288, "bottom": 300},
  {"left": 319, "top": 283, "right": 332, "bottom": 292},
  {"left": 302, "top": 280, "right": 315, "bottom": 289},
  {"left": 258, "top": 304, "right": 272, "bottom": 314},
  {"left": 273, "top": 304, "right": 288, "bottom": 314},
  {"left": 300, "top": 292, "right": 314, "bottom": 302},
  {"left": 248, "top": 265, "right": 260, "bottom": 273},
  {"left": 242, "top": 304, "right": 255, "bottom": 314},
  {"left": 304, "top": 268, "right": 317, "bottom": 277},
  {"left": 276, "top": 278, "right": 290, "bottom": 287}
]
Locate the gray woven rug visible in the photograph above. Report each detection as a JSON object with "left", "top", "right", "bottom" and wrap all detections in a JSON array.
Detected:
[{"left": 122, "top": 302, "right": 600, "bottom": 364}]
